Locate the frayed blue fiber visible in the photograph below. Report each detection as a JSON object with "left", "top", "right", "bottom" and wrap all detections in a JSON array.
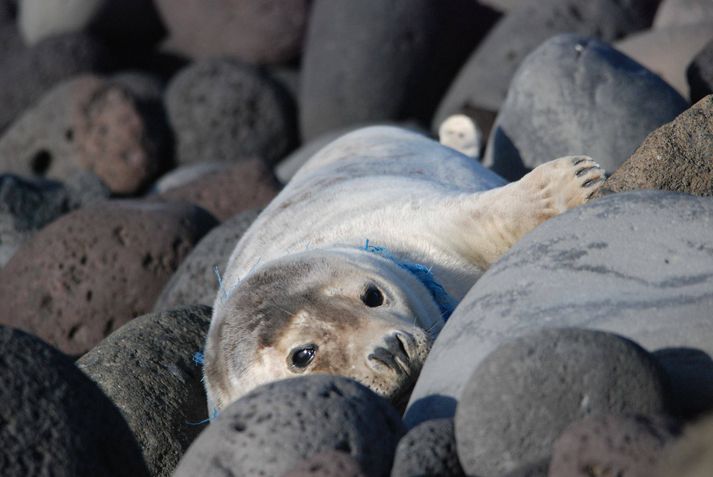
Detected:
[{"left": 193, "top": 351, "right": 205, "bottom": 366}]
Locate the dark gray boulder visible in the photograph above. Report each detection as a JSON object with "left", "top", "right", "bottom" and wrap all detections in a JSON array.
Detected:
[
  {"left": 283, "top": 451, "right": 367, "bottom": 477},
  {"left": 455, "top": 328, "right": 671, "bottom": 477},
  {"left": 0, "top": 325, "right": 149, "bottom": 477},
  {"left": 154, "top": 208, "right": 261, "bottom": 311},
  {"left": 433, "top": 0, "right": 660, "bottom": 128},
  {"left": 483, "top": 34, "right": 687, "bottom": 181},
  {"left": 390, "top": 418, "right": 464, "bottom": 477},
  {"left": 77, "top": 305, "right": 212, "bottom": 477},
  {"left": 300, "top": 0, "right": 497, "bottom": 140},
  {"left": 165, "top": 59, "right": 297, "bottom": 165},
  {"left": 406, "top": 191, "right": 713, "bottom": 428},
  {"left": 173, "top": 375, "right": 405, "bottom": 477}
]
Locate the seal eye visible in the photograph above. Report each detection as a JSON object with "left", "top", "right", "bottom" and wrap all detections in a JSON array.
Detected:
[
  {"left": 361, "top": 284, "right": 384, "bottom": 307},
  {"left": 289, "top": 345, "right": 317, "bottom": 370}
]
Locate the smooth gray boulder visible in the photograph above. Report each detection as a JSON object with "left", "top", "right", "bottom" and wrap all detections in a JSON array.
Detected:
[
  {"left": 391, "top": 418, "right": 464, "bottom": 477},
  {"left": 483, "top": 34, "right": 687, "bottom": 181},
  {"left": 0, "top": 325, "right": 149, "bottom": 477},
  {"left": 433, "top": 0, "right": 660, "bottom": 128},
  {"left": 78, "top": 305, "right": 211, "bottom": 477},
  {"left": 455, "top": 328, "right": 671, "bottom": 477},
  {"left": 405, "top": 191, "right": 713, "bottom": 428},
  {"left": 173, "top": 375, "right": 405, "bottom": 477},
  {"left": 654, "top": 0, "right": 713, "bottom": 29}
]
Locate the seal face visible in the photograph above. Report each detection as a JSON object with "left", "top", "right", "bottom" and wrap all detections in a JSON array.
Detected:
[{"left": 205, "top": 125, "right": 604, "bottom": 413}]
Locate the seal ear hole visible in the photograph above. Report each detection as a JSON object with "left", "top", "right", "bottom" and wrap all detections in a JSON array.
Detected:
[
  {"left": 361, "top": 284, "right": 384, "bottom": 307},
  {"left": 288, "top": 344, "right": 317, "bottom": 371}
]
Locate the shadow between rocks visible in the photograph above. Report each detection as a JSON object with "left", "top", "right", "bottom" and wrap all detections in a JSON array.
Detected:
[{"left": 654, "top": 347, "right": 713, "bottom": 420}]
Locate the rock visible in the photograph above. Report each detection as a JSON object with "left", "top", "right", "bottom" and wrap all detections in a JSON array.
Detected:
[
  {"left": 654, "top": 0, "right": 713, "bottom": 29},
  {"left": 155, "top": 0, "right": 309, "bottom": 64},
  {"left": 283, "top": 451, "right": 367, "bottom": 477},
  {"left": 151, "top": 162, "right": 231, "bottom": 194},
  {"left": 62, "top": 169, "right": 111, "bottom": 207},
  {"left": 0, "top": 74, "right": 171, "bottom": 195},
  {"left": 0, "top": 200, "right": 218, "bottom": 356},
  {"left": 158, "top": 158, "right": 279, "bottom": 221},
  {"left": 173, "top": 375, "right": 404, "bottom": 477},
  {"left": 433, "top": 0, "right": 660, "bottom": 128},
  {"left": 0, "top": 174, "right": 72, "bottom": 266},
  {"left": 405, "top": 191, "right": 713, "bottom": 427},
  {"left": 483, "top": 34, "right": 687, "bottom": 181},
  {"left": 300, "top": 0, "right": 497, "bottom": 140},
  {"left": 166, "top": 59, "right": 297, "bottom": 165},
  {"left": 18, "top": 0, "right": 164, "bottom": 48},
  {"left": 615, "top": 23, "right": 713, "bottom": 98},
  {"left": 77, "top": 305, "right": 212, "bottom": 477},
  {"left": 549, "top": 414, "right": 680, "bottom": 477},
  {"left": 455, "top": 328, "right": 671, "bottom": 477},
  {"left": 0, "top": 22, "right": 23, "bottom": 62},
  {"left": 598, "top": 95, "right": 713, "bottom": 197},
  {"left": 501, "top": 460, "right": 550, "bottom": 477},
  {"left": 0, "top": 325, "right": 149, "bottom": 477},
  {"left": 390, "top": 418, "right": 464, "bottom": 477},
  {"left": 153, "top": 208, "right": 261, "bottom": 311},
  {"left": 111, "top": 71, "right": 165, "bottom": 102},
  {"left": 656, "top": 414, "right": 713, "bottom": 477},
  {"left": 688, "top": 39, "right": 713, "bottom": 103},
  {"left": 0, "top": 0, "right": 16, "bottom": 23},
  {"left": 0, "top": 32, "right": 115, "bottom": 133}
]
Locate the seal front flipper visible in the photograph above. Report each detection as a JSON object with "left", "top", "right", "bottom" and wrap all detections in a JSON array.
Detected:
[{"left": 442, "top": 155, "right": 605, "bottom": 269}]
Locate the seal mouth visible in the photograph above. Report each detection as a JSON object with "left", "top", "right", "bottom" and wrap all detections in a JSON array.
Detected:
[{"left": 368, "top": 331, "right": 416, "bottom": 377}]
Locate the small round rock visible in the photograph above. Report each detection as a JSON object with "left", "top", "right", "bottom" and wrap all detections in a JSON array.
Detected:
[
  {"left": 390, "top": 418, "right": 464, "bottom": 477},
  {"left": 0, "top": 325, "right": 149, "bottom": 477},
  {"left": 173, "top": 375, "right": 405, "bottom": 477},
  {"left": 282, "top": 451, "right": 366, "bottom": 477},
  {"left": 549, "top": 414, "right": 681, "bottom": 477},
  {"left": 455, "top": 328, "right": 671, "bottom": 477},
  {"left": 0, "top": 199, "right": 218, "bottom": 356},
  {"left": 78, "top": 305, "right": 212, "bottom": 477},
  {"left": 166, "top": 59, "right": 297, "bottom": 165}
]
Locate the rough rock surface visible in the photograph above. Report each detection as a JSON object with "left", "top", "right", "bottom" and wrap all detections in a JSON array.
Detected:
[
  {"left": 158, "top": 159, "right": 279, "bottom": 221},
  {"left": 300, "top": 0, "right": 496, "bottom": 139},
  {"left": 155, "top": 0, "right": 310, "bottom": 64},
  {"left": 688, "top": 39, "right": 713, "bottom": 102},
  {"left": 0, "top": 325, "right": 149, "bottom": 477},
  {"left": 656, "top": 414, "right": 713, "bottom": 477},
  {"left": 599, "top": 95, "right": 713, "bottom": 197},
  {"left": 153, "top": 208, "right": 260, "bottom": 311},
  {"left": 0, "top": 32, "right": 115, "bottom": 133},
  {"left": 0, "top": 75, "right": 170, "bottom": 194},
  {"left": 433, "top": 0, "right": 659, "bottom": 127},
  {"left": 166, "top": 59, "right": 297, "bottom": 165},
  {"left": 283, "top": 451, "right": 367, "bottom": 477},
  {"left": 549, "top": 414, "right": 680, "bottom": 477},
  {"left": 78, "top": 305, "right": 212, "bottom": 477},
  {"left": 406, "top": 191, "right": 713, "bottom": 428},
  {"left": 390, "top": 418, "right": 464, "bottom": 477},
  {"left": 455, "top": 328, "right": 671, "bottom": 477},
  {"left": 615, "top": 23, "right": 713, "bottom": 98},
  {"left": 173, "top": 375, "right": 405, "bottom": 477},
  {"left": 0, "top": 200, "right": 217, "bottom": 356},
  {"left": 654, "top": 0, "right": 713, "bottom": 29},
  {"left": 483, "top": 34, "right": 687, "bottom": 181},
  {"left": 0, "top": 174, "right": 72, "bottom": 266}
]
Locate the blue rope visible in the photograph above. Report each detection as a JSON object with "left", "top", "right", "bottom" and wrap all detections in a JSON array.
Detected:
[
  {"left": 190, "top": 351, "right": 220, "bottom": 424},
  {"left": 363, "top": 240, "right": 456, "bottom": 321}
]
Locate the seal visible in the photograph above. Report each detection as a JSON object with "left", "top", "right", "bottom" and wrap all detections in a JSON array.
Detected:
[{"left": 204, "top": 125, "right": 604, "bottom": 413}]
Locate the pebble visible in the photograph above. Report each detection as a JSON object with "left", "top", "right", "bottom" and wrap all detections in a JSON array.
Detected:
[
  {"left": 688, "top": 39, "right": 713, "bottom": 102},
  {"left": 653, "top": 0, "right": 713, "bottom": 29},
  {"left": 155, "top": 0, "right": 310, "bottom": 64},
  {"left": 166, "top": 58, "right": 297, "bottom": 165},
  {"left": 0, "top": 32, "right": 115, "bottom": 133},
  {"left": 300, "top": 0, "right": 496, "bottom": 140},
  {"left": 0, "top": 199, "right": 217, "bottom": 356},
  {"left": 283, "top": 451, "right": 367, "bottom": 477},
  {"left": 173, "top": 375, "right": 405, "bottom": 477},
  {"left": 390, "top": 418, "right": 464, "bottom": 477},
  {"left": 656, "top": 414, "right": 713, "bottom": 477},
  {"left": 549, "top": 414, "right": 681, "bottom": 477},
  {"left": 483, "top": 34, "right": 687, "bottom": 181},
  {"left": 599, "top": 95, "right": 713, "bottom": 197},
  {"left": 158, "top": 158, "right": 279, "bottom": 221},
  {"left": 615, "top": 23, "right": 713, "bottom": 98},
  {"left": 455, "top": 328, "right": 671, "bottom": 477},
  {"left": 153, "top": 208, "right": 261, "bottom": 311},
  {"left": 433, "top": 0, "right": 659, "bottom": 128},
  {"left": 406, "top": 191, "right": 713, "bottom": 428},
  {"left": 0, "top": 325, "right": 149, "bottom": 476},
  {"left": 0, "top": 74, "right": 170, "bottom": 194},
  {"left": 78, "top": 305, "right": 212, "bottom": 477}
]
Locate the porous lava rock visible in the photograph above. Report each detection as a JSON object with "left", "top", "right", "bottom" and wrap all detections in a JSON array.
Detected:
[
  {"left": 390, "top": 418, "right": 464, "bottom": 477},
  {"left": 282, "top": 451, "right": 367, "bottom": 477}
]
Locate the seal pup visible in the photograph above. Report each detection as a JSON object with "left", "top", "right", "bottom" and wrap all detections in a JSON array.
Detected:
[{"left": 204, "top": 126, "right": 604, "bottom": 413}]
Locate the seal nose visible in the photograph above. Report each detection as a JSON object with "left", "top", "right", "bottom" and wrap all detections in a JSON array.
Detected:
[{"left": 367, "top": 331, "right": 416, "bottom": 375}]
